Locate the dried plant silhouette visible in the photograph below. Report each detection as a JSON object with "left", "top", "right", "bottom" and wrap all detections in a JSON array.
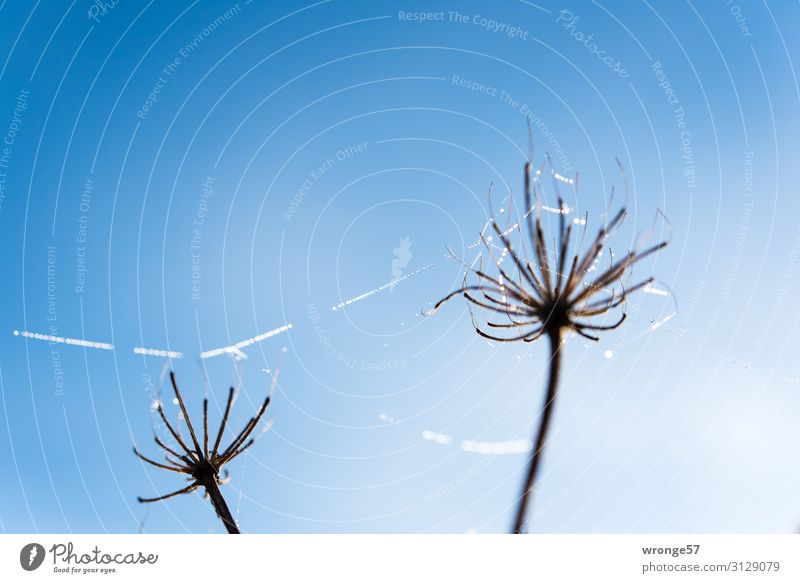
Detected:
[
  {"left": 134, "top": 371, "right": 275, "bottom": 534},
  {"left": 425, "top": 157, "right": 669, "bottom": 534}
]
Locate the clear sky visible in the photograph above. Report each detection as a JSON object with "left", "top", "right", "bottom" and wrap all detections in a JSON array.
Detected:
[{"left": 0, "top": 0, "right": 798, "bottom": 534}]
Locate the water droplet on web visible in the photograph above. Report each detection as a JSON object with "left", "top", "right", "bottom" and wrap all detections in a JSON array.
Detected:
[
  {"left": 378, "top": 413, "right": 397, "bottom": 425},
  {"left": 422, "top": 430, "right": 452, "bottom": 445},
  {"left": 650, "top": 312, "right": 677, "bottom": 331},
  {"left": 604, "top": 350, "right": 614, "bottom": 359}
]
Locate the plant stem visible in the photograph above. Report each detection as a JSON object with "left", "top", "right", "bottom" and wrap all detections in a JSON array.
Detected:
[
  {"left": 200, "top": 476, "right": 240, "bottom": 534},
  {"left": 511, "top": 328, "right": 562, "bottom": 534}
]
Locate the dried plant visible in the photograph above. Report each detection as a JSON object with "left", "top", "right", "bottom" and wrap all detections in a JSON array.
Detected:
[
  {"left": 426, "top": 158, "right": 669, "bottom": 533},
  {"left": 134, "top": 371, "right": 274, "bottom": 534}
]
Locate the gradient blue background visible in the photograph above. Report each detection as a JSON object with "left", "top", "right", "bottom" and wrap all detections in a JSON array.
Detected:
[{"left": 0, "top": 0, "right": 798, "bottom": 533}]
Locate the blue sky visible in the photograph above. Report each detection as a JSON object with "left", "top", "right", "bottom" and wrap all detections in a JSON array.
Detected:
[{"left": 0, "top": 0, "right": 799, "bottom": 533}]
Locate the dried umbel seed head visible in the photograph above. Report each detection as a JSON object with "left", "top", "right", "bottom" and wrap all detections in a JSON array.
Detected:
[
  {"left": 426, "top": 157, "right": 669, "bottom": 533},
  {"left": 426, "top": 159, "right": 669, "bottom": 345},
  {"left": 134, "top": 371, "right": 276, "bottom": 534}
]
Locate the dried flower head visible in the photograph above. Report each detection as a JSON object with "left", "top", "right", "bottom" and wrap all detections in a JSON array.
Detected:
[
  {"left": 427, "top": 159, "right": 668, "bottom": 344},
  {"left": 426, "top": 158, "right": 669, "bottom": 533},
  {"left": 134, "top": 371, "right": 275, "bottom": 534}
]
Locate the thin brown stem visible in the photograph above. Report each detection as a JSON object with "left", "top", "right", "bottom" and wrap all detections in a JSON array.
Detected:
[
  {"left": 170, "top": 372, "right": 202, "bottom": 455},
  {"left": 512, "top": 328, "right": 563, "bottom": 534},
  {"left": 155, "top": 404, "right": 193, "bottom": 457},
  {"left": 212, "top": 387, "right": 236, "bottom": 458},
  {"left": 138, "top": 483, "right": 198, "bottom": 503},
  {"left": 203, "top": 399, "right": 209, "bottom": 459},
  {"left": 221, "top": 438, "right": 255, "bottom": 465},
  {"left": 133, "top": 447, "right": 190, "bottom": 474},
  {"left": 199, "top": 475, "right": 240, "bottom": 534}
]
